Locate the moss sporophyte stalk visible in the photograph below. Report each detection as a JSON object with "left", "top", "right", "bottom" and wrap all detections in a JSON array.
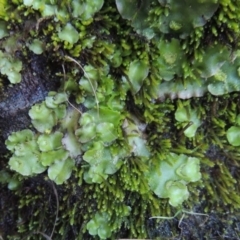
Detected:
[{"left": 1, "top": 0, "right": 240, "bottom": 239}]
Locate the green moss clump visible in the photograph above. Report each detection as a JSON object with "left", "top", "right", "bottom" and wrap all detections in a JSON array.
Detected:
[{"left": 2, "top": 0, "right": 240, "bottom": 239}]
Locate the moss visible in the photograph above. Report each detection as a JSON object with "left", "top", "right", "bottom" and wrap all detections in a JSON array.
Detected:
[{"left": 1, "top": 0, "right": 240, "bottom": 239}]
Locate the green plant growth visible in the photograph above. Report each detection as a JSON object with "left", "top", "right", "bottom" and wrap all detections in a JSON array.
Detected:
[
  {"left": 58, "top": 23, "right": 79, "bottom": 45},
  {"left": 28, "top": 39, "right": 45, "bottom": 54},
  {"left": 2, "top": 0, "right": 240, "bottom": 239},
  {"left": 0, "top": 20, "right": 8, "bottom": 39},
  {"left": 86, "top": 212, "right": 112, "bottom": 239},
  {"left": 207, "top": 55, "right": 240, "bottom": 96},
  {"left": 175, "top": 101, "right": 201, "bottom": 138},
  {"left": 156, "top": 38, "right": 186, "bottom": 81},
  {"left": 5, "top": 90, "right": 151, "bottom": 187},
  {"left": 226, "top": 114, "right": 240, "bottom": 146},
  {"left": 115, "top": 0, "right": 153, "bottom": 39},
  {"left": 0, "top": 50, "right": 22, "bottom": 84},
  {"left": 155, "top": 0, "right": 218, "bottom": 37},
  {"left": 82, "top": 141, "right": 124, "bottom": 184},
  {"left": 5, "top": 127, "right": 75, "bottom": 184},
  {"left": 86, "top": 206, "right": 130, "bottom": 239},
  {"left": 22, "top": 0, "right": 104, "bottom": 21},
  {"left": 147, "top": 153, "right": 201, "bottom": 207},
  {"left": 5, "top": 92, "right": 75, "bottom": 184},
  {"left": 0, "top": 170, "right": 21, "bottom": 190},
  {"left": 127, "top": 60, "right": 149, "bottom": 93}
]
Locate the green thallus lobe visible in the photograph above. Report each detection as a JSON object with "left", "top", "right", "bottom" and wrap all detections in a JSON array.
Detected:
[{"left": 2, "top": 0, "right": 240, "bottom": 238}]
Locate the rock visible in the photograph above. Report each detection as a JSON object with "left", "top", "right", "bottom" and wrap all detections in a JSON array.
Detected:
[{"left": 0, "top": 53, "right": 60, "bottom": 154}]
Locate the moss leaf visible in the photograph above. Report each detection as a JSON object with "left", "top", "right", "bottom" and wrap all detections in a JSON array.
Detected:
[
  {"left": 128, "top": 60, "right": 149, "bottom": 94},
  {"left": 29, "top": 39, "right": 45, "bottom": 54},
  {"left": 58, "top": 23, "right": 79, "bottom": 44},
  {"left": 40, "top": 149, "right": 69, "bottom": 166},
  {"left": 37, "top": 132, "right": 63, "bottom": 152},
  {"left": 9, "top": 154, "right": 46, "bottom": 176},
  {"left": 226, "top": 126, "right": 240, "bottom": 146},
  {"left": 48, "top": 157, "right": 74, "bottom": 184}
]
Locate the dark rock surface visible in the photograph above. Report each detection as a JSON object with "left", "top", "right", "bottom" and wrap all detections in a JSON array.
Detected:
[{"left": 0, "top": 53, "right": 60, "bottom": 154}]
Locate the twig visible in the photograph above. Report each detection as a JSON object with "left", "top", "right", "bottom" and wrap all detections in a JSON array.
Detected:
[
  {"left": 67, "top": 99, "right": 82, "bottom": 114},
  {"left": 65, "top": 55, "right": 99, "bottom": 117},
  {"left": 150, "top": 209, "right": 209, "bottom": 228},
  {"left": 62, "top": 64, "right": 82, "bottom": 114}
]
